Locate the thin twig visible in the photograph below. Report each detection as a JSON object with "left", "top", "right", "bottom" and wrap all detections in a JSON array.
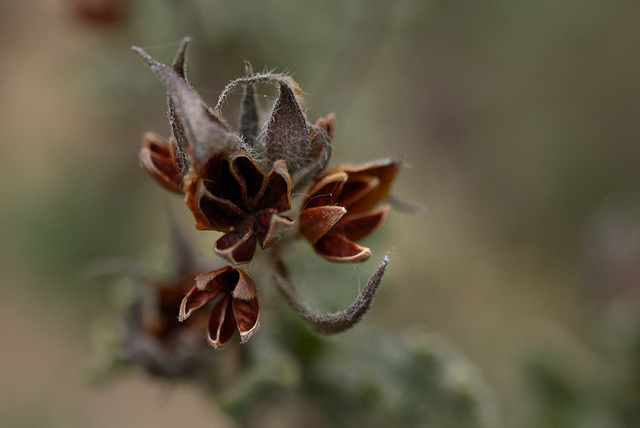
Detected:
[{"left": 271, "top": 253, "right": 389, "bottom": 334}]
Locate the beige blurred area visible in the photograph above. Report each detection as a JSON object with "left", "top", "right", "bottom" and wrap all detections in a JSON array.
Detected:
[{"left": 1, "top": 0, "right": 639, "bottom": 426}]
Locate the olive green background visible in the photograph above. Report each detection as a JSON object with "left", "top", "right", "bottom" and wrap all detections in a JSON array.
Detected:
[{"left": 1, "top": 1, "right": 639, "bottom": 427}]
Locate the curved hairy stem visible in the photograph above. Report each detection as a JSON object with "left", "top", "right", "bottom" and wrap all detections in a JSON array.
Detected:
[
  {"left": 271, "top": 253, "right": 389, "bottom": 334},
  {"left": 215, "top": 73, "right": 303, "bottom": 112}
]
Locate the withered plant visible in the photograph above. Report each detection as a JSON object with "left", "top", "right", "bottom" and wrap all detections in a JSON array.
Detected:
[
  {"left": 86, "top": 38, "right": 498, "bottom": 428},
  {"left": 133, "top": 37, "right": 400, "bottom": 348}
]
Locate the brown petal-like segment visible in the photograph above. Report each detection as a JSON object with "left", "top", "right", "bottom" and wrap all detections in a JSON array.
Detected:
[
  {"left": 257, "top": 211, "right": 295, "bottom": 249},
  {"left": 233, "top": 297, "right": 260, "bottom": 343},
  {"left": 337, "top": 205, "right": 391, "bottom": 243},
  {"left": 207, "top": 295, "right": 237, "bottom": 349},
  {"left": 231, "top": 270, "right": 258, "bottom": 300},
  {"left": 184, "top": 170, "right": 233, "bottom": 231},
  {"left": 229, "top": 153, "right": 264, "bottom": 203},
  {"left": 314, "top": 232, "right": 372, "bottom": 263},
  {"left": 230, "top": 270, "right": 260, "bottom": 342},
  {"left": 213, "top": 219, "right": 258, "bottom": 265},
  {"left": 299, "top": 206, "right": 347, "bottom": 244},
  {"left": 139, "top": 133, "right": 183, "bottom": 193},
  {"left": 203, "top": 156, "right": 243, "bottom": 203},
  {"left": 337, "top": 175, "right": 380, "bottom": 211},
  {"left": 185, "top": 189, "right": 215, "bottom": 231},
  {"left": 333, "top": 159, "right": 401, "bottom": 214},
  {"left": 303, "top": 171, "right": 348, "bottom": 209},
  {"left": 254, "top": 160, "right": 292, "bottom": 212},
  {"left": 194, "top": 183, "right": 246, "bottom": 231},
  {"left": 194, "top": 266, "right": 238, "bottom": 291},
  {"left": 179, "top": 285, "right": 224, "bottom": 322}
]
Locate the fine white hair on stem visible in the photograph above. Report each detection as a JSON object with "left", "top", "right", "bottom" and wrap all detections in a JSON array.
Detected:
[
  {"left": 271, "top": 253, "right": 390, "bottom": 334},
  {"left": 214, "top": 73, "right": 302, "bottom": 112}
]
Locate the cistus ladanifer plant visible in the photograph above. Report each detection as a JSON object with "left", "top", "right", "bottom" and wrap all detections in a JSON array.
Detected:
[{"left": 131, "top": 37, "right": 401, "bottom": 350}]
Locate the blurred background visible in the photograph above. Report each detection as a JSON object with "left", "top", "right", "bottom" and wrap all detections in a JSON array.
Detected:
[{"left": 1, "top": 0, "right": 639, "bottom": 426}]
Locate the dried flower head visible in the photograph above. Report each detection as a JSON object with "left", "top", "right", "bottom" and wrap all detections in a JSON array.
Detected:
[
  {"left": 112, "top": 220, "right": 215, "bottom": 377},
  {"left": 184, "top": 154, "right": 294, "bottom": 265},
  {"left": 120, "top": 272, "right": 211, "bottom": 377},
  {"left": 132, "top": 37, "right": 407, "bottom": 347},
  {"left": 179, "top": 266, "right": 260, "bottom": 349},
  {"left": 300, "top": 160, "right": 401, "bottom": 262}
]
